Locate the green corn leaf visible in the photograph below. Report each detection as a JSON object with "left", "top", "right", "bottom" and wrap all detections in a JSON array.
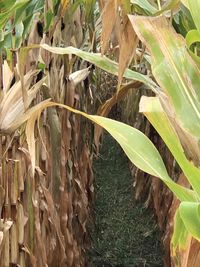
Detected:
[
  {"left": 173, "top": 5, "right": 196, "bottom": 37},
  {"left": 88, "top": 116, "right": 195, "bottom": 202},
  {"left": 44, "top": 9, "right": 54, "bottom": 32},
  {"left": 84, "top": 0, "right": 96, "bottom": 25},
  {"left": 0, "top": 0, "right": 29, "bottom": 29},
  {"left": 26, "top": 100, "right": 196, "bottom": 202},
  {"left": 187, "top": 0, "right": 200, "bottom": 32},
  {"left": 171, "top": 209, "right": 190, "bottom": 253},
  {"left": 140, "top": 96, "right": 200, "bottom": 198},
  {"left": 129, "top": 15, "right": 200, "bottom": 145},
  {"left": 154, "top": 0, "right": 180, "bottom": 16},
  {"left": 131, "top": 0, "right": 157, "bottom": 14},
  {"left": 119, "top": 0, "right": 131, "bottom": 13},
  {"left": 14, "top": 21, "right": 24, "bottom": 49},
  {"left": 40, "top": 44, "right": 159, "bottom": 93},
  {"left": 186, "top": 29, "right": 200, "bottom": 47},
  {"left": 179, "top": 202, "right": 200, "bottom": 241},
  {"left": 185, "top": 29, "right": 200, "bottom": 66},
  {"left": 181, "top": 0, "right": 189, "bottom": 8}
]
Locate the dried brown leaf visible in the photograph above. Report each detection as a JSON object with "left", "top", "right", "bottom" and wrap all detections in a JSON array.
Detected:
[
  {"left": 26, "top": 111, "right": 40, "bottom": 177},
  {"left": 17, "top": 203, "right": 24, "bottom": 245},
  {"left": 61, "top": 0, "right": 70, "bottom": 16},
  {"left": 101, "top": 0, "right": 118, "bottom": 54},
  {"left": 10, "top": 223, "right": 18, "bottom": 264},
  {"left": 17, "top": 45, "right": 40, "bottom": 110},
  {"left": 2, "top": 60, "right": 13, "bottom": 93},
  {"left": 187, "top": 239, "right": 200, "bottom": 267},
  {"left": 42, "top": 187, "right": 66, "bottom": 262},
  {"left": 0, "top": 232, "right": 3, "bottom": 247},
  {"left": 118, "top": 17, "right": 138, "bottom": 88}
]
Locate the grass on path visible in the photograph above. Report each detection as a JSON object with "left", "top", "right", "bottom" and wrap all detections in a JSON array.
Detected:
[{"left": 89, "top": 133, "right": 163, "bottom": 267}]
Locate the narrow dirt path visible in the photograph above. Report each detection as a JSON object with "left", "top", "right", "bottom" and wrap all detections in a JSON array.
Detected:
[{"left": 89, "top": 133, "right": 163, "bottom": 267}]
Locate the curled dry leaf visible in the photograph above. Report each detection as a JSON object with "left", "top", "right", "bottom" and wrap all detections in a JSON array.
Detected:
[
  {"left": 118, "top": 17, "right": 138, "bottom": 88},
  {"left": 26, "top": 112, "right": 39, "bottom": 178},
  {"left": 101, "top": 0, "right": 118, "bottom": 54},
  {"left": 42, "top": 186, "right": 66, "bottom": 262},
  {"left": 17, "top": 45, "right": 40, "bottom": 110}
]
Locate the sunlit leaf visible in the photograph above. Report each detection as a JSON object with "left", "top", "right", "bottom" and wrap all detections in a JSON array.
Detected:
[{"left": 140, "top": 96, "right": 200, "bottom": 198}]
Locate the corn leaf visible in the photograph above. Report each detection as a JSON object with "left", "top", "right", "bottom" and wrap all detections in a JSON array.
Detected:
[
  {"left": 154, "top": 0, "right": 180, "bottom": 16},
  {"left": 130, "top": 15, "right": 200, "bottom": 165},
  {"left": 140, "top": 96, "right": 200, "bottom": 198},
  {"left": 0, "top": 0, "right": 29, "bottom": 29},
  {"left": 186, "top": 29, "right": 200, "bottom": 47},
  {"left": 171, "top": 209, "right": 190, "bottom": 253},
  {"left": 181, "top": 0, "right": 189, "bottom": 8},
  {"left": 101, "top": 0, "right": 117, "bottom": 54},
  {"left": 185, "top": 29, "right": 200, "bottom": 66},
  {"left": 118, "top": 0, "right": 131, "bottom": 13},
  {"left": 118, "top": 18, "right": 138, "bottom": 88},
  {"left": 84, "top": 0, "right": 96, "bottom": 24},
  {"left": 187, "top": 0, "right": 200, "bottom": 32},
  {"left": 40, "top": 44, "right": 159, "bottom": 93},
  {"left": 131, "top": 0, "right": 157, "bottom": 14},
  {"left": 130, "top": 15, "right": 200, "bottom": 138},
  {"left": 26, "top": 101, "right": 195, "bottom": 202},
  {"left": 0, "top": 73, "right": 46, "bottom": 133},
  {"left": 179, "top": 202, "right": 200, "bottom": 241}
]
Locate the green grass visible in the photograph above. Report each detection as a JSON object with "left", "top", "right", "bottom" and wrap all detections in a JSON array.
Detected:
[{"left": 89, "top": 132, "right": 163, "bottom": 267}]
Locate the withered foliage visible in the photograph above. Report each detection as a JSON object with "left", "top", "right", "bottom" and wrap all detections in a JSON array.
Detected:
[
  {"left": 1, "top": 1, "right": 198, "bottom": 267},
  {"left": 0, "top": 6, "right": 94, "bottom": 267}
]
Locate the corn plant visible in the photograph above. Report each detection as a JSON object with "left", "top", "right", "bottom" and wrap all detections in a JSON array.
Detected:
[
  {"left": 28, "top": 1, "right": 200, "bottom": 265},
  {"left": 0, "top": 1, "right": 98, "bottom": 266},
  {"left": 2, "top": 0, "right": 200, "bottom": 266}
]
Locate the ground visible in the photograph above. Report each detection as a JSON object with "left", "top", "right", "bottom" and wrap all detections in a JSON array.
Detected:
[{"left": 89, "top": 133, "right": 163, "bottom": 267}]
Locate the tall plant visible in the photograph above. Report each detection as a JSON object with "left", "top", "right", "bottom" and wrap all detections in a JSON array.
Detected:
[
  {"left": 30, "top": 1, "right": 200, "bottom": 265},
  {"left": 2, "top": 0, "right": 200, "bottom": 266},
  {"left": 0, "top": 1, "right": 97, "bottom": 266}
]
